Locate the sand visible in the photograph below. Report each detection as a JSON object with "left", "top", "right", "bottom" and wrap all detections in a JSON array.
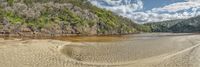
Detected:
[{"left": 0, "top": 33, "right": 200, "bottom": 67}]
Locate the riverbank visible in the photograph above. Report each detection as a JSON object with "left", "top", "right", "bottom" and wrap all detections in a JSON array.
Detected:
[
  {"left": 0, "top": 31, "right": 138, "bottom": 37},
  {"left": 0, "top": 33, "right": 200, "bottom": 67},
  {"left": 0, "top": 33, "right": 195, "bottom": 42}
]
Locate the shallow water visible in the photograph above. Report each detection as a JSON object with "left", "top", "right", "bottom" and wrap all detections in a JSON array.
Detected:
[{"left": 0, "top": 33, "right": 194, "bottom": 42}]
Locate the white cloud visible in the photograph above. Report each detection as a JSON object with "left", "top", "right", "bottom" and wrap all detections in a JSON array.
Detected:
[
  {"left": 151, "top": 2, "right": 200, "bottom": 12},
  {"left": 89, "top": 0, "right": 143, "bottom": 14},
  {"left": 142, "top": 1, "right": 200, "bottom": 23},
  {"left": 187, "top": 0, "right": 200, "bottom": 2},
  {"left": 126, "top": 9, "right": 200, "bottom": 23},
  {"left": 89, "top": 0, "right": 200, "bottom": 23}
]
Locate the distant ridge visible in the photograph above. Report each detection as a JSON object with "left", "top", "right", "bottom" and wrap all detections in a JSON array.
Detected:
[{"left": 145, "top": 15, "right": 200, "bottom": 33}]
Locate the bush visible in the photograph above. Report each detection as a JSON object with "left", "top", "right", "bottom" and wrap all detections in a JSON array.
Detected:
[{"left": 0, "top": 0, "right": 148, "bottom": 35}]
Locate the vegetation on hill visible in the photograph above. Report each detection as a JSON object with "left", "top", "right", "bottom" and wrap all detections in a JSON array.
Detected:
[
  {"left": 0, "top": 0, "right": 149, "bottom": 36},
  {"left": 145, "top": 16, "right": 200, "bottom": 33}
]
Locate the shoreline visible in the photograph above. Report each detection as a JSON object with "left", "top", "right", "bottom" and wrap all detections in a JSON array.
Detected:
[
  {"left": 0, "top": 32, "right": 196, "bottom": 37},
  {"left": 0, "top": 33, "right": 197, "bottom": 42},
  {"left": 0, "top": 33, "right": 133, "bottom": 42},
  {"left": 0, "top": 32, "right": 139, "bottom": 38}
]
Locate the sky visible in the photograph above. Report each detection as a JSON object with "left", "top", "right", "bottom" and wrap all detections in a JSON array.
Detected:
[{"left": 89, "top": 0, "right": 200, "bottom": 23}]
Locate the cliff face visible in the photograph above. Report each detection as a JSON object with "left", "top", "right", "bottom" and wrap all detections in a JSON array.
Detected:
[{"left": 0, "top": 0, "right": 143, "bottom": 36}]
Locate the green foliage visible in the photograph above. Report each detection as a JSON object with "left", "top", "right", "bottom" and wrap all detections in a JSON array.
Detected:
[
  {"left": 0, "top": 7, "right": 4, "bottom": 21},
  {"left": 0, "top": 25, "right": 3, "bottom": 29},
  {"left": 0, "top": 10, "right": 3, "bottom": 28},
  {"left": 7, "top": 0, "right": 14, "bottom": 6},
  {"left": 63, "top": 0, "right": 143, "bottom": 33},
  {"left": 136, "top": 25, "right": 151, "bottom": 32},
  {"left": 23, "top": 0, "right": 34, "bottom": 5},
  {"left": 5, "top": 11, "right": 24, "bottom": 24},
  {"left": 144, "top": 19, "right": 183, "bottom": 32},
  {"left": 0, "top": 0, "right": 150, "bottom": 35},
  {"left": 0, "top": 7, "right": 24, "bottom": 24}
]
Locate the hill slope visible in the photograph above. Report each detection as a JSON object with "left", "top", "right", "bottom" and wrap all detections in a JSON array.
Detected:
[
  {"left": 0, "top": 0, "right": 146, "bottom": 36},
  {"left": 145, "top": 16, "right": 200, "bottom": 33}
]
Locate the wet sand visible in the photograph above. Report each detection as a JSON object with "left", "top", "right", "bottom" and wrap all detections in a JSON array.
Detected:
[{"left": 0, "top": 33, "right": 200, "bottom": 67}]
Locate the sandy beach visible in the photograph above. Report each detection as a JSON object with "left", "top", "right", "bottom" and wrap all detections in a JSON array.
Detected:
[{"left": 0, "top": 33, "right": 200, "bottom": 67}]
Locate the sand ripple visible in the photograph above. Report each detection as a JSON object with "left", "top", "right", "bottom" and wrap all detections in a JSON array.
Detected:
[{"left": 0, "top": 34, "right": 200, "bottom": 67}]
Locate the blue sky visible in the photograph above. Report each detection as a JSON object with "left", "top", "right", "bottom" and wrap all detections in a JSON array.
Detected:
[
  {"left": 142, "top": 0, "right": 186, "bottom": 11},
  {"left": 89, "top": 0, "right": 200, "bottom": 23}
]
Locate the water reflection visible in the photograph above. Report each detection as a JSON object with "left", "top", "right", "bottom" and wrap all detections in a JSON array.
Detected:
[{"left": 0, "top": 33, "right": 194, "bottom": 42}]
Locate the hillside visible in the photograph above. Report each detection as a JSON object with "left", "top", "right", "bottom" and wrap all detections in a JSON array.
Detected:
[
  {"left": 145, "top": 16, "right": 200, "bottom": 33},
  {"left": 0, "top": 0, "right": 147, "bottom": 36}
]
